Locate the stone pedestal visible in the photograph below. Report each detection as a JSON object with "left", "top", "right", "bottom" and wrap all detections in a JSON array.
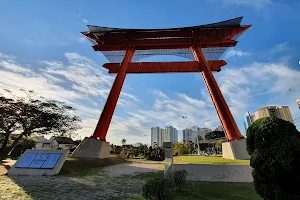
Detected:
[
  {"left": 163, "top": 142, "right": 173, "bottom": 176},
  {"left": 222, "top": 138, "right": 250, "bottom": 160},
  {"left": 71, "top": 137, "right": 110, "bottom": 159}
]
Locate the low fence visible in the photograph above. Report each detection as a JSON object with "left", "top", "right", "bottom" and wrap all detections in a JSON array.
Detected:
[{"left": 173, "top": 164, "right": 253, "bottom": 182}]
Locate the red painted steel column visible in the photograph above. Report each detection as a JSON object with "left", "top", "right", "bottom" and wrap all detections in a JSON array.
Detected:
[
  {"left": 92, "top": 48, "right": 135, "bottom": 141},
  {"left": 191, "top": 46, "right": 243, "bottom": 141}
]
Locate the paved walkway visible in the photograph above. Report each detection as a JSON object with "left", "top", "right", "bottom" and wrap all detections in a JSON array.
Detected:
[{"left": 0, "top": 161, "right": 163, "bottom": 200}]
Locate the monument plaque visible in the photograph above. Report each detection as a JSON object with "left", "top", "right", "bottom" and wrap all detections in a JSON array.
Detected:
[
  {"left": 8, "top": 149, "right": 68, "bottom": 176},
  {"left": 15, "top": 153, "right": 62, "bottom": 169}
]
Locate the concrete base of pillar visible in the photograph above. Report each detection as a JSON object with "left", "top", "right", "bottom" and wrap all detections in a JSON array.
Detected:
[
  {"left": 71, "top": 137, "right": 110, "bottom": 159},
  {"left": 222, "top": 138, "right": 250, "bottom": 160}
]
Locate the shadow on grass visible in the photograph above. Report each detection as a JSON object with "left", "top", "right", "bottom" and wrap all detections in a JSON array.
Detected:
[{"left": 59, "top": 156, "right": 127, "bottom": 176}]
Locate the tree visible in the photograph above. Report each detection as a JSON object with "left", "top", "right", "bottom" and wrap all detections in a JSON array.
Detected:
[
  {"left": 173, "top": 142, "right": 189, "bottom": 155},
  {"left": 205, "top": 131, "right": 225, "bottom": 140},
  {"left": 246, "top": 117, "right": 300, "bottom": 200},
  {"left": 215, "top": 140, "right": 223, "bottom": 154},
  {"left": 121, "top": 139, "right": 126, "bottom": 146},
  {"left": 10, "top": 137, "right": 36, "bottom": 158},
  {"left": 187, "top": 141, "right": 194, "bottom": 154},
  {"left": 0, "top": 90, "right": 81, "bottom": 159}
]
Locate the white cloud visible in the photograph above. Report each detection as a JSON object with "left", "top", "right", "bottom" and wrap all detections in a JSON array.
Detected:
[
  {"left": 77, "top": 14, "right": 88, "bottom": 24},
  {"left": 220, "top": 0, "right": 273, "bottom": 9},
  {"left": 224, "top": 49, "right": 252, "bottom": 59},
  {"left": 215, "top": 61, "right": 300, "bottom": 122},
  {"left": 0, "top": 52, "right": 140, "bottom": 143},
  {"left": 152, "top": 90, "right": 169, "bottom": 99},
  {"left": 42, "top": 52, "right": 138, "bottom": 107},
  {"left": 0, "top": 60, "right": 32, "bottom": 74},
  {"left": 78, "top": 37, "right": 86, "bottom": 44},
  {"left": 83, "top": 19, "right": 88, "bottom": 24},
  {"left": 270, "top": 42, "right": 289, "bottom": 53}
]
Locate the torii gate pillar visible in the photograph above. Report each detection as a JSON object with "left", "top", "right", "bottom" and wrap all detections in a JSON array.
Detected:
[
  {"left": 192, "top": 46, "right": 243, "bottom": 141},
  {"left": 72, "top": 48, "right": 134, "bottom": 159},
  {"left": 192, "top": 46, "right": 249, "bottom": 160}
]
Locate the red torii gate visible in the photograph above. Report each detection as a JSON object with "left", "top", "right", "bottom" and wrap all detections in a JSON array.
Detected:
[{"left": 82, "top": 17, "right": 251, "bottom": 142}]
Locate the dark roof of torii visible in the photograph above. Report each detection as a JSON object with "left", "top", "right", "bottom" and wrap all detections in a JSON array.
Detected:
[{"left": 82, "top": 17, "right": 251, "bottom": 62}]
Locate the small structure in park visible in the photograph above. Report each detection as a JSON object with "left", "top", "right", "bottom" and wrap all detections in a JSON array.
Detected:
[
  {"left": 50, "top": 136, "right": 77, "bottom": 150},
  {"left": 72, "top": 17, "right": 251, "bottom": 160},
  {"left": 35, "top": 136, "right": 77, "bottom": 150},
  {"left": 35, "top": 137, "right": 52, "bottom": 150}
]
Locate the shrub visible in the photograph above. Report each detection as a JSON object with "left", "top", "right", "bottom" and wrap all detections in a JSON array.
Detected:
[
  {"left": 146, "top": 147, "right": 165, "bottom": 161},
  {"left": 246, "top": 117, "right": 300, "bottom": 200},
  {"left": 142, "top": 178, "right": 176, "bottom": 200},
  {"left": 166, "top": 170, "right": 188, "bottom": 192}
]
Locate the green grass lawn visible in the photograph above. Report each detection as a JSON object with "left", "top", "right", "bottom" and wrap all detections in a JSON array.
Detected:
[
  {"left": 174, "top": 156, "right": 250, "bottom": 165},
  {"left": 127, "top": 171, "right": 261, "bottom": 200},
  {"left": 179, "top": 182, "right": 261, "bottom": 200}
]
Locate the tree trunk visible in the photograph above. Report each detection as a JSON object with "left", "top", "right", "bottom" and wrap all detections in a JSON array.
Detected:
[
  {"left": 0, "top": 132, "right": 12, "bottom": 161},
  {"left": 0, "top": 132, "right": 11, "bottom": 151},
  {"left": 0, "top": 133, "right": 24, "bottom": 160}
]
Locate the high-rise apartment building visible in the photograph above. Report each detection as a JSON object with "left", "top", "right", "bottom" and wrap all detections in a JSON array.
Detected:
[
  {"left": 254, "top": 106, "right": 294, "bottom": 124},
  {"left": 160, "top": 129, "right": 165, "bottom": 146},
  {"left": 182, "top": 126, "right": 212, "bottom": 143},
  {"left": 151, "top": 126, "right": 178, "bottom": 147},
  {"left": 183, "top": 129, "right": 194, "bottom": 143},
  {"left": 244, "top": 112, "right": 254, "bottom": 131},
  {"left": 151, "top": 126, "right": 161, "bottom": 147},
  {"left": 164, "top": 126, "right": 178, "bottom": 144}
]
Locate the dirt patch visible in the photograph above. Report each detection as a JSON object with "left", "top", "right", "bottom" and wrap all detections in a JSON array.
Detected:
[{"left": 103, "top": 161, "right": 164, "bottom": 177}]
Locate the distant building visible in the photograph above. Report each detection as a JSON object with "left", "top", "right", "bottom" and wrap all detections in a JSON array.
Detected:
[
  {"left": 151, "top": 126, "right": 161, "bottom": 147},
  {"left": 151, "top": 126, "right": 178, "bottom": 146},
  {"left": 297, "top": 99, "right": 300, "bottom": 110},
  {"left": 182, "top": 126, "right": 212, "bottom": 144},
  {"left": 197, "top": 127, "right": 212, "bottom": 140},
  {"left": 244, "top": 112, "right": 254, "bottom": 131},
  {"left": 214, "top": 126, "right": 223, "bottom": 132},
  {"left": 182, "top": 128, "right": 194, "bottom": 144},
  {"left": 254, "top": 106, "right": 294, "bottom": 124},
  {"left": 160, "top": 129, "right": 165, "bottom": 146},
  {"left": 164, "top": 126, "right": 178, "bottom": 144}
]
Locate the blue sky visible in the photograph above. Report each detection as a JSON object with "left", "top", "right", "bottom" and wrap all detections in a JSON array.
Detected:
[{"left": 0, "top": 0, "right": 300, "bottom": 145}]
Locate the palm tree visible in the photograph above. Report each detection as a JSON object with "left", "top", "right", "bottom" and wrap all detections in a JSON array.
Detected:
[{"left": 121, "top": 139, "right": 127, "bottom": 146}]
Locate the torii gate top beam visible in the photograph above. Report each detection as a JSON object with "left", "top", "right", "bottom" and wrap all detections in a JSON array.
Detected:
[{"left": 81, "top": 16, "right": 251, "bottom": 63}]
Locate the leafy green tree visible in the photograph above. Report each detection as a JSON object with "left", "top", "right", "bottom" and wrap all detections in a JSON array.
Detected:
[
  {"left": 173, "top": 142, "right": 189, "bottom": 155},
  {"left": 246, "top": 117, "right": 300, "bottom": 200},
  {"left": 205, "top": 131, "right": 225, "bottom": 140},
  {"left": 215, "top": 140, "right": 223, "bottom": 154},
  {"left": 0, "top": 90, "right": 81, "bottom": 159}
]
